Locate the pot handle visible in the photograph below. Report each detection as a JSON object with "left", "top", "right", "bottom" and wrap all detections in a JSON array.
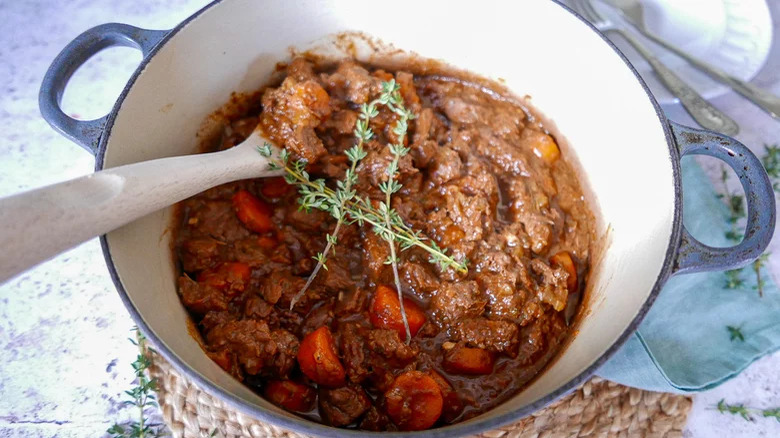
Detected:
[
  {"left": 670, "top": 121, "right": 776, "bottom": 275},
  {"left": 39, "top": 23, "right": 168, "bottom": 155}
]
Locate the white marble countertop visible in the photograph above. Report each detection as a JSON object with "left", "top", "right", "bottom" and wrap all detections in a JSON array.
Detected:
[{"left": 0, "top": 1, "right": 777, "bottom": 437}]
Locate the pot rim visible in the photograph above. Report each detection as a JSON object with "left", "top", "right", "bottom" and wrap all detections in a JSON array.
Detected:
[{"left": 97, "top": 1, "right": 683, "bottom": 436}]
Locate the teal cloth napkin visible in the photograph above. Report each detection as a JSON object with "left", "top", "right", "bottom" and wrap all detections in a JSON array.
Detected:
[{"left": 596, "top": 158, "right": 780, "bottom": 393}]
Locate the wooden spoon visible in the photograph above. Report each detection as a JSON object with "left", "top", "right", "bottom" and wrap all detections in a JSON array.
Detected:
[{"left": 0, "top": 131, "right": 281, "bottom": 283}]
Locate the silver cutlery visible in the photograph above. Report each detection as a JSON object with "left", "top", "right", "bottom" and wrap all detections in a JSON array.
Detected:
[
  {"left": 575, "top": 0, "right": 739, "bottom": 135},
  {"left": 603, "top": 0, "right": 780, "bottom": 120}
]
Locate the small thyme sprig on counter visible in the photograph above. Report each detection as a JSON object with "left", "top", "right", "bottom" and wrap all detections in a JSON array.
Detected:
[
  {"left": 752, "top": 253, "right": 770, "bottom": 297},
  {"left": 724, "top": 269, "right": 745, "bottom": 290},
  {"left": 762, "top": 144, "right": 780, "bottom": 191},
  {"left": 259, "top": 80, "right": 468, "bottom": 324},
  {"left": 726, "top": 325, "right": 745, "bottom": 342},
  {"left": 107, "top": 329, "right": 168, "bottom": 438},
  {"left": 715, "top": 399, "right": 780, "bottom": 423}
]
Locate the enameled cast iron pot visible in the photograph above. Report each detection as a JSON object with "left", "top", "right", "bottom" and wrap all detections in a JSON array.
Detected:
[{"left": 39, "top": 0, "right": 776, "bottom": 436}]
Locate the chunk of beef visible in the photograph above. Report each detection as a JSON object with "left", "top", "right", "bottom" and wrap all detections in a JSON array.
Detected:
[
  {"left": 473, "top": 127, "right": 531, "bottom": 176},
  {"left": 243, "top": 295, "right": 274, "bottom": 320},
  {"left": 285, "top": 204, "right": 329, "bottom": 232},
  {"left": 260, "top": 71, "right": 331, "bottom": 163},
  {"left": 200, "top": 311, "right": 235, "bottom": 333},
  {"left": 458, "top": 158, "right": 499, "bottom": 204},
  {"left": 319, "top": 109, "right": 358, "bottom": 136},
  {"left": 428, "top": 185, "right": 491, "bottom": 242},
  {"left": 335, "top": 288, "right": 370, "bottom": 316},
  {"left": 229, "top": 237, "right": 270, "bottom": 268},
  {"left": 395, "top": 71, "right": 420, "bottom": 108},
  {"left": 301, "top": 301, "right": 335, "bottom": 337},
  {"left": 400, "top": 262, "right": 438, "bottom": 296},
  {"left": 358, "top": 148, "right": 418, "bottom": 189},
  {"left": 530, "top": 259, "right": 568, "bottom": 312},
  {"left": 430, "top": 281, "right": 485, "bottom": 325},
  {"left": 360, "top": 406, "right": 396, "bottom": 431},
  {"left": 339, "top": 322, "right": 370, "bottom": 384},
  {"left": 205, "top": 320, "right": 299, "bottom": 377},
  {"left": 362, "top": 231, "right": 390, "bottom": 282},
  {"left": 450, "top": 318, "right": 519, "bottom": 357},
  {"left": 516, "top": 314, "right": 566, "bottom": 365},
  {"left": 367, "top": 329, "right": 418, "bottom": 363},
  {"left": 318, "top": 256, "right": 352, "bottom": 292},
  {"left": 179, "top": 238, "right": 222, "bottom": 272},
  {"left": 178, "top": 276, "right": 228, "bottom": 315},
  {"left": 443, "top": 96, "right": 481, "bottom": 124},
  {"left": 428, "top": 147, "right": 462, "bottom": 185},
  {"left": 318, "top": 384, "right": 372, "bottom": 427},
  {"left": 477, "top": 272, "right": 523, "bottom": 323},
  {"left": 260, "top": 270, "right": 305, "bottom": 305},
  {"left": 286, "top": 57, "right": 318, "bottom": 82},
  {"left": 321, "top": 61, "right": 379, "bottom": 105},
  {"left": 410, "top": 108, "right": 439, "bottom": 168},
  {"left": 188, "top": 200, "right": 251, "bottom": 242}
]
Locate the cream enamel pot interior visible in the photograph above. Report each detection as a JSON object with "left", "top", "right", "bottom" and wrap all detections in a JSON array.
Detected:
[{"left": 37, "top": 0, "right": 775, "bottom": 436}]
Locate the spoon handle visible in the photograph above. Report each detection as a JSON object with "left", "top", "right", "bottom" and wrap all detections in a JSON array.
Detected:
[
  {"left": 0, "top": 140, "right": 277, "bottom": 284},
  {"left": 612, "top": 29, "right": 740, "bottom": 136}
]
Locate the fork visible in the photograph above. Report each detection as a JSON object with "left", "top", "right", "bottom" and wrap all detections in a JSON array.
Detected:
[
  {"left": 574, "top": 0, "right": 739, "bottom": 136},
  {"left": 603, "top": 0, "right": 780, "bottom": 120}
]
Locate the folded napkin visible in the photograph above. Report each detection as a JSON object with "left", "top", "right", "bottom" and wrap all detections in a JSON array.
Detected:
[{"left": 596, "top": 158, "right": 780, "bottom": 393}]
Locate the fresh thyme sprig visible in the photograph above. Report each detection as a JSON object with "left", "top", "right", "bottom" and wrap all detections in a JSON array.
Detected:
[
  {"left": 108, "top": 329, "right": 168, "bottom": 438},
  {"left": 726, "top": 325, "right": 744, "bottom": 342},
  {"left": 259, "top": 80, "right": 468, "bottom": 319},
  {"left": 288, "top": 104, "right": 371, "bottom": 308},
  {"left": 715, "top": 399, "right": 780, "bottom": 422},
  {"left": 375, "top": 80, "right": 416, "bottom": 343}
]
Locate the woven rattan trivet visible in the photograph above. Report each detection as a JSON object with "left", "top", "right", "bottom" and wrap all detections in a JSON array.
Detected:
[{"left": 148, "top": 350, "right": 692, "bottom": 438}]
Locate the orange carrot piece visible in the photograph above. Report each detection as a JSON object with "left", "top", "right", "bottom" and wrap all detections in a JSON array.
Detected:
[
  {"left": 442, "top": 346, "right": 495, "bottom": 375},
  {"left": 385, "top": 371, "right": 443, "bottom": 431},
  {"left": 232, "top": 189, "right": 274, "bottom": 233},
  {"left": 369, "top": 285, "right": 426, "bottom": 341},
  {"left": 260, "top": 177, "right": 293, "bottom": 199},
  {"left": 297, "top": 326, "right": 346, "bottom": 388},
  {"left": 197, "top": 262, "right": 251, "bottom": 296},
  {"left": 263, "top": 380, "right": 316, "bottom": 412}
]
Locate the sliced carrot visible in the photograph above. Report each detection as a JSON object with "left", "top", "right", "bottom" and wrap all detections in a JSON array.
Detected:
[
  {"left": 263, "top": 380, "right": 316, "bottom": 413},
  {"left": 369, "top": 285, "right": 426, "bottom": 341},
  {"left": 385, "top": 371, "right": 443, "bottom": 431},
  {"left": 260, "top": 177, "right": 293, "bottom": 199},
  {"left": 550, "top": 251, "right": 578, "bottom": 293},
  {"left": 523, "top": 129, "right": 560, "bottom": 164},
  {"left": 197, "top": 262, "right": 251, "bottom": 296},
  {"left": 442, "top": 346, "right": 495, "bottom": 375},
  {"left": 428, "top": 370, "right": 464, "bottom": 422},
  {"left": 257, "top": 236, "right": 278, "bottom": 251},
  {"left": 232, "top": 189, "right": 274, "bottom": 233},
  {"left": 297, "top": 326, "right": 346, "bottom": 388}
]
